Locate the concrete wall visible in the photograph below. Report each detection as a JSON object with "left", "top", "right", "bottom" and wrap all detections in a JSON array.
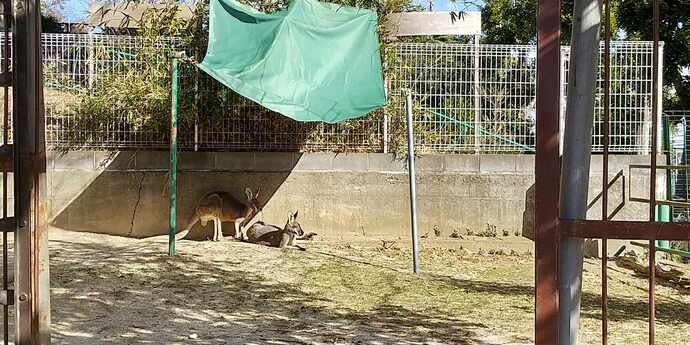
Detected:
[{"left": 46, "top": 151, "right": 662, "bottom": 243}]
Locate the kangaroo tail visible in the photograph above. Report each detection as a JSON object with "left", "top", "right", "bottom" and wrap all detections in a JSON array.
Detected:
[{"left": 175, "top": 214, "right": 200, "bottom": 240}]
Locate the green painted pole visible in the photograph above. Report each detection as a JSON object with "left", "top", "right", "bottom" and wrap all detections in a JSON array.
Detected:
[
  {"left": 657, "top": 116, "right": 671, "bottom": 249},
  {"left": 169, "top": 59, "right": 180, "bottom": 256}
]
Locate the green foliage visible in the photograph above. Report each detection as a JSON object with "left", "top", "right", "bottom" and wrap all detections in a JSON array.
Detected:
[
  {"left": 481, "top": 0, "right": 690, "bottom": 109},
  {"left": 617, "top": 0, "right": 690, "bottom": 109},
  {"left": 55, "top": 0, "right": 421, "bottom": 152},
  {"left": 481, "top": 0, "right": 618, "bottom": 45},
  {"left": 481, "top": 0, "right": 539, "bottom": 45},
  {"left": 42, "top": 14, "right": 63, "bottom": 33},
  {"left": 51, "top": 5, "right": 182, "bottom": 150},
  {"left": 58, "top": 72, "right": 170, "bottom": 147}
]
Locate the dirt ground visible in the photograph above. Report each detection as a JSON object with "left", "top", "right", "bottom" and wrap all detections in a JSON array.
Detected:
[{"left": 2, "top": 228, "right": 688, "bottom": 344}]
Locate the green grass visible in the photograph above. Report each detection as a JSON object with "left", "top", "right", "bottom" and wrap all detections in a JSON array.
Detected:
[{"left": 297, "top": 243, "right": 690, "bottom": 345}]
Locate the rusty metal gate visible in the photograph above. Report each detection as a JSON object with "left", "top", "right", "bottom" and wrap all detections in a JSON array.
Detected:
[
  {"left": 535, "top": 0, "right": 687, "bottom": 344},
  {"left": 1, "top": 0, "right": 10, "bottom": 342},
  {"left": 0, "top": 0, "right": 51, "bottom": 343}
]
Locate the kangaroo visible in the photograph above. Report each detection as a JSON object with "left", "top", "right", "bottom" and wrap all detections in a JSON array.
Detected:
[
  {"left": 245, "top": 211, "right": 307, "bottom": 248},
  {"left": 178, "top": 188, "right": 261, "bottom": 242}
]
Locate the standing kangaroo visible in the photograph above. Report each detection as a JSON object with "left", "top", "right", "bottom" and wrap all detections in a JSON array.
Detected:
[
  {"left": 178, "top": 188, "right": 261, "bottom": 241},
  {"left": 245, "top": 211, "right": 306, "bottom": 248}
]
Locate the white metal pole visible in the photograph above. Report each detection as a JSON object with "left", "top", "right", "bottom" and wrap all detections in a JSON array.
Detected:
[
  {"left": 657, "top": 43, "right": 664, "bottom": 151},
  {"left": 383, "top": 114, "right": 389, "bottom": 153},
  {"left": 473, "top": 35, "right": 481, "bottom": 152},
  {"left": 383, "top": 77, "right": 389, "bottom": 154},
  {"left": 559, "top": 0, "right": 602, "bottom": 344},
  {"left": 405, "top": 89, "right": 420, "bottom": 274}
]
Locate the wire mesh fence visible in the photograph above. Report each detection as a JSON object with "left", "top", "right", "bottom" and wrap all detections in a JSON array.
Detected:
[
  {"left": 389, "top": 41, "right": 661, "bottom": 153},
  {"left": 388, "top": 43, "right": 537, "bottom": 153},
  {"left": 0, "top": 33, "right": 664, "bottom": 153},
  {"left": 174, "top": 63, "right": 384, "bottom": 152},
  {"left": 664, "top": 110, "right": 690, "bottom": 222}
]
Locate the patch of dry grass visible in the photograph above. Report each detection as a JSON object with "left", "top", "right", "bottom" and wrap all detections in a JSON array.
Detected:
[{"left": 41, "top": 229, "right": 690, "bottom": 344}]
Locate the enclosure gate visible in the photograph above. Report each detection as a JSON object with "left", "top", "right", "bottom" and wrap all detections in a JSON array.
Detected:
[
  {"left": 0, "top": 0, "right": 9, "bottom": 342},
  {"left": 535, "top": 0, "right": 689, "bottom": 344},
  {"left": 2, "top": 0, "right": 51, "bottom": 343}
]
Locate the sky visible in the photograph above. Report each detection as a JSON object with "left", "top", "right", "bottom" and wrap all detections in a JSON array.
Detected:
[
  {"left": 60, "top": 0, "right": 484, "bottom": 22},
  {"left": 61, "top": 0, "right": 89, "bottom": 22},
  {"left": 417, "top": 0, "right": 484, "bottom": 12}
]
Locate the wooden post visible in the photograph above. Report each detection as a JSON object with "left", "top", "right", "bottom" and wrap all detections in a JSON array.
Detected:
[{"left": 12, "top": 0, "right": 51, "bottom": 342}]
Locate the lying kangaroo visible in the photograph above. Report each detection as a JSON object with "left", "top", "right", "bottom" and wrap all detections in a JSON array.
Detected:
[
  {"left": 178, "top": 188, "right": 261, "bottom": 241},
  {"left": 245, "top": 211, "right": 309, "bottom": 248}
]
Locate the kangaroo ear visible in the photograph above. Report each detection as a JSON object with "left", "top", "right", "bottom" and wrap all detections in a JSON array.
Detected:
[
  {"left": 293, "top": 210, "right": 298, "bottom": 219},
  {"left": 245, "top": 187, "right": 253, "bottom": 200},
  {"left": 254, "top": 187, "right": 260, "bottom": 199}
]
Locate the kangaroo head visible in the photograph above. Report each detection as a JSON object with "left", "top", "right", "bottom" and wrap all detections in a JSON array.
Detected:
[
  {"left": 284, "top": 210, "right": 304, "bottom": 237},
  {"left": 245, "top": 187, "right": 262, "bottom": 215}
]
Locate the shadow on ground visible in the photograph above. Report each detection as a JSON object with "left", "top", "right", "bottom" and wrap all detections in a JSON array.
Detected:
[{"left": 49, "top": 238, "right": 497, "bottom": 344}]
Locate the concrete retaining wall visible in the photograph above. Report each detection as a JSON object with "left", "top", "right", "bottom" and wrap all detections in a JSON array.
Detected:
[{"left": 46, "top": 151, "right": 662, "bottom": 243}]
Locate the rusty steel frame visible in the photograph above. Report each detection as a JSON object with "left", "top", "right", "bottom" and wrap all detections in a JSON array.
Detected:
[
  {"left": 12, "top": 0, "right": 51, "bottom": 343},
  {"left": 535, "top": 0, "right": 669, "bottom": 344},
  {"left": 601, "top": 0, "right": 611, "bottom": 342},
  {"left": 1, "top": 0, "right": 9, "bottom": 342},
  {"left": 534, "top": 0, "right": 561, "bottom": 344}
]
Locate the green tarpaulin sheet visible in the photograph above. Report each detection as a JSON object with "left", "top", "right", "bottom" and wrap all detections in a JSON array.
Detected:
[{"left": 198, "top": 0, "right": 386, "bottom": 123}]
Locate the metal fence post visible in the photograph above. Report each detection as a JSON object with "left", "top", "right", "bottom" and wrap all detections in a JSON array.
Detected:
[
  {"left": 87, "top": 33, "right": 95, "bottom": 89},
  {"left": 559, "top": 48, "right": 567, "bottom": 154},
  {"left": 473, "top": 35, "right": 481, "bottom": 152},
  {"left": 383, "top": 77, "right": 389, "bottom": 154},
  {"left": 383, "top": 114, "right": 389, "bottom": 154},
  {"left": 657, "top": 42, "right": 664, "bottom": 151},
  {"left": 404, "top": 89, "right": 420, "bottom": 274},
  {"left": 535, "top": 0, "right": 562, "bottom": 343},
  {"left": 169, "top": 58, "right": 180, "bottom": 256}
]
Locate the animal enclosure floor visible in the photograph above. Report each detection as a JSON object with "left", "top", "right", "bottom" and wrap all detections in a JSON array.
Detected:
[{"left": 43, "top": 229, "right": 690, "bottom": 344}]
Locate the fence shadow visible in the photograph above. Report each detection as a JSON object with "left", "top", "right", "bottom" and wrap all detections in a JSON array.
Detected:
[{"left": 49, "top": 238, "right": 495, "bottom": 345}]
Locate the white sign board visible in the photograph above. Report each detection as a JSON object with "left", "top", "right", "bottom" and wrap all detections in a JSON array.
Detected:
[{"left": 386, "top": 11, "right": 481, "bottom": 37}]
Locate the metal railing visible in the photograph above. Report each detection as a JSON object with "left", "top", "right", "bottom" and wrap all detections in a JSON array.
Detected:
[
  {"left": 0, "top": 33, "right": 664, "bottom": 153},
  {"left": 663, "top": 110, "right": 690, "bottom": 222}
]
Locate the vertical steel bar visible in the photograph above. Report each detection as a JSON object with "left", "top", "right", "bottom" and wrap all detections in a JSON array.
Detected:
[
  {"left": 383, "top": 114, "right": 389, "bottom": 153},
  {"left": 1, "top": 1, "right": 8, "bottom": 342},
  {"left": 169, "top": 59, "right": 179, "bottom": 256},
  {"left": 649, "top": 0, "right": 660, "bottom": 343},
  {"left": 194, "top": 64, "right": 199, "bottom": 152},
  {"left": 535, "top": 0, "right": 561, "bottom": 343},
  {"left": 404, "top": 89, "right": 420, "bottom": 274},
  {"left": 473, "top": 35, "right": 481, "bottom": 153},
  {"left": 382, "top": 76, "right": 389, "bottom": 154},
  {"left": 602, "top": 1, "right": 611, "bottom": 343}
]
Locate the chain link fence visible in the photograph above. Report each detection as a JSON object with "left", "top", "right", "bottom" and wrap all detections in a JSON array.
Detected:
[{"left": 0, "top": 33, "right": 664, "bottom": 153}]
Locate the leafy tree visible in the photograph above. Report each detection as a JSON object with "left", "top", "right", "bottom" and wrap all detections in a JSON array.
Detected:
[
  {"left": 481, "top": 0, "right": 615, "bottom": 45},
  {"left": 617, "top": 0, "right": 690, "bottom": 109},
  {"left": 42, "top": 13, "right": 63, "bottom": 33},
  {"left": 480, "top": 0, "right": 689, "bottom": 109},
  {"left": 41, "top": 0, "right": 67, "bottom": 33}
]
